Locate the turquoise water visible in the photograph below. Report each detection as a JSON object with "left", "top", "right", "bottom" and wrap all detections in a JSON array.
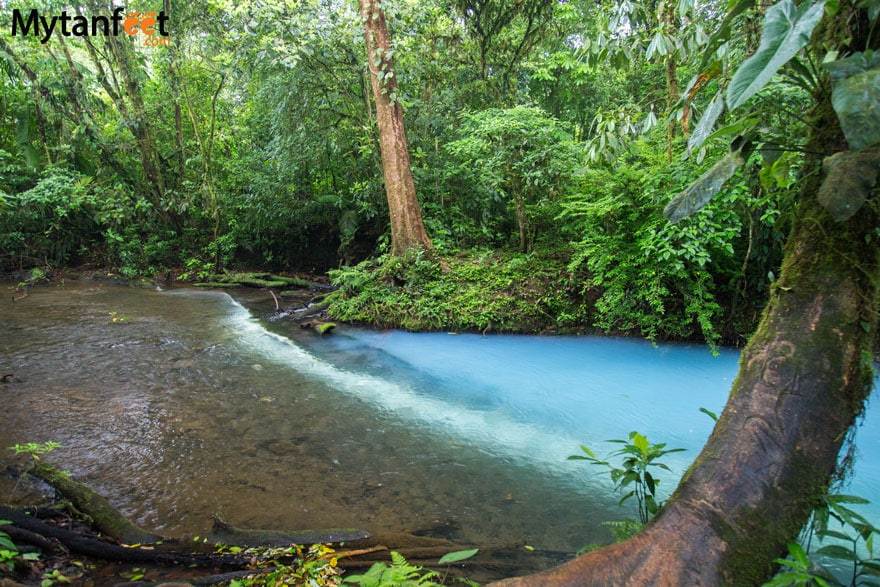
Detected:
[
  {"left": 292, "top": 326, "right": 880, "bottom": 515},
  {"left": 2, "top": 282, "right": 878, "bottom": 575}
]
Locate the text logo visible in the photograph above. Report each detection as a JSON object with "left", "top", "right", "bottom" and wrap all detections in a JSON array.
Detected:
[{"left": 11, "top": 7, "right": 170, "bottom": 46}]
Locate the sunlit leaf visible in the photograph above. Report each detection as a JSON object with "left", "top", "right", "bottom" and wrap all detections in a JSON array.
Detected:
[
  {"left": 817, "top": 147, "right": 880, "bottom": 221},
  {"left": 824, "top": 50, "right": 880, "bottom": 151},
  {"left": 787, "top": 542, "right": 810, "bottom": 565},
  {"left": 727, "top": 0, "right": 827, "bottom": 111}
]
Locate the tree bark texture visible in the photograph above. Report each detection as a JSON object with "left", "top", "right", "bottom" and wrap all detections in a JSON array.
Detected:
[
  {"left": 359, "top": 0, "right": 433, "bottom": 257},
  {"left": 491, "top": 95, "right": 880, "bottom": 586}
]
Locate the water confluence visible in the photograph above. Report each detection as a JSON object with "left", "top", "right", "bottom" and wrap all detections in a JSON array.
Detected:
[{"left": 1, "top": 281, "right": 878, "bottom": 564}]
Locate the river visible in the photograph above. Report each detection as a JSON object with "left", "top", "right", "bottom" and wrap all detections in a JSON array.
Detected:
[{"left": 1, "top": 280, "right": 878, "bottom": 577}]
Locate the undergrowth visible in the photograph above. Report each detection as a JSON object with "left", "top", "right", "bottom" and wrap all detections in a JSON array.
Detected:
[{"left": 326, "top": 247, "right": 591, "bottom": 334}]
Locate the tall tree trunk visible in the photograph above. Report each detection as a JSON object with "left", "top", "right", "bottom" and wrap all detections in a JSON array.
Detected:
[
  {"left": 661, "top": 0, "right": 681, "bottom": 164},
  {"left": 491, "top": 89, "right": 880, "bottom": 587},
  {"left": 105, "top": 33, "right": 167, "bottom": 203},
  {"left": 166, "top": 0, "right": 184, "bottom": 191},
  {"left": 359, "top": 0, "right": 433, "bottom": 257}
]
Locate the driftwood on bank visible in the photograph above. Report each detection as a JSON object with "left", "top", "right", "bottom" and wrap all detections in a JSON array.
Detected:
[
  {"left": 3, "top": 463, "right": 536, "bottom": 583},
  {"left": 0, "top": 506, "right": 245, "bottom": 567}
]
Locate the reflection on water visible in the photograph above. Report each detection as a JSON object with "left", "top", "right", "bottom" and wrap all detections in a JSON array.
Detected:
[{"left": 2, "top": 280, "right": 879, "bottom": 575}]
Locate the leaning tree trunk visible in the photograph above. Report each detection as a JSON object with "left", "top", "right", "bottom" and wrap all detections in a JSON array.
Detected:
[
  {"left": 491, "top": 91, "right": 880, "bottom": 587},
  {"left": 359, "top": 0, "right": 433, "bottom": 257}
]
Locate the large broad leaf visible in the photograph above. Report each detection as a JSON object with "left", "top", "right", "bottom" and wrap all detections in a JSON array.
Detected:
[
  {"left": 726, "top": 0, "right": 826, "bottom": 111},
  {"left": 824, "top": 50, "right": 880, "bottom": 151},
  {"left": 664, "top": 141, "right": 748, "bottom": 223},
  {"left": 687, "top": 90, "right": 725, "bottom": 155},
  {"left": 817, "top": 147, "right": 880, "bottom": 221}
]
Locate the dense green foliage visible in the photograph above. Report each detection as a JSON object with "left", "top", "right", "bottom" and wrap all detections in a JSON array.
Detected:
[
  {"left": 2, "top": 0, "right": 852, "bottom": 343},
  {"left": 328, "top": 247, "right": 589, "bottom": 333}
]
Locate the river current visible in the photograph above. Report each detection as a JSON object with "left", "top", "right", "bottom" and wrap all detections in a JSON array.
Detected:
[{"left": 1, "top": 280, "right": 878, "bottom": 572}]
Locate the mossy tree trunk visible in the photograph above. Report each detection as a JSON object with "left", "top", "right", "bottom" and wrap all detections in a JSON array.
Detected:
[
  {"left": 359, "top": 0, "right": 433, "bottom": 257},
  {"left": 661, "top": 0, "right": 681, "bottom": 164},
  {"left": 491, "top": 80, "right": 880, "bottom": 587}
]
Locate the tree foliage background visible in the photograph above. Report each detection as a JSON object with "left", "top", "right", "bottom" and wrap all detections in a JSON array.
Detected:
[{"left": 0, "top": 0, "right": 834, "bottom": 344}]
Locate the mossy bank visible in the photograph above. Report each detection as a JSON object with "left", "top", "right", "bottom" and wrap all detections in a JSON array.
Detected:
[{"left": 325, "top": 248, "right": 595, "bottom": 335}]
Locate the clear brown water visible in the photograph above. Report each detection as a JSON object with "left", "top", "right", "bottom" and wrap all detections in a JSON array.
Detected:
[{"left": 0, "top": 280, "right": 612, "bottom": 573}]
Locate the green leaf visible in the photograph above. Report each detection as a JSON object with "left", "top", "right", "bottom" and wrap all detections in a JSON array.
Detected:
[
  {"left": 438, "top": 548, "right": 479, "bottom": 564},
  {"left": 824, "top": 51, "right": 880, "bottom": 151},
  {"left": 577, "top": 444, "right": 596, "bottom": 458},
  {"left": 827, "top": 494, "right": 872, "bottom": 505},
  {"left": 664, "top": 146, "right": 747, "bottom": 222},
  {"left": 860, "top": 0, "right": 880, "bottom": 23},
  {"left": 699, "top": 407, "right": 719, "bottom": 421},
  {"left": 787, "top": 542, "right": 810, "bottom": 566},
  {"left": 631, "top": 432, "right": 649, "bottom": 455},
  {"left": 0, "top": 536, "right": 16, "bottom": 551},
  {"left": 816, "top": 147, "right": 880, "bottom": 221},
  {"left": 688, "top": 90, "right": 726, "bottom": 155},
  {"left": 647, "top": 32, "right": 670, "bottom": 60},
  {"left": 819, "top": 529, "right": 855, "bottom": 541},
  {"left": 644, "top": 471, "right": 656, "bottom": 495},
  {"left": 815, "top": 544, "right": 857, "bottom": 561},
  {"left": 727, "top": 0, "right": 827, "bottom": 111},
  {"left": 705, "top": 118, "right": 759, "bottom": 142}
]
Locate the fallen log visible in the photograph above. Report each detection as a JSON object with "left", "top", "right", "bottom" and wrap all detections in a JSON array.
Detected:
[
  {"left": 208, "top": 513, "right": 369, "bottom": 546},
  {"left": 28, "top": 463, "right": 163, "bottom": 544},
  {"left": 0, "top": 507, "right": 243, "bottom": 567},
  {"left": 8, "top": 465, "right": 534, "bottom": 583}
]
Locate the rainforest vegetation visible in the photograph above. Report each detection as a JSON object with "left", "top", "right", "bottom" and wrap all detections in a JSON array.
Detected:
[
  {"left": 3, "top": 0, "right": 880, "bottom": 584},
  {"left": 2, "top": 0, "right": 808, "bottom": 345}
]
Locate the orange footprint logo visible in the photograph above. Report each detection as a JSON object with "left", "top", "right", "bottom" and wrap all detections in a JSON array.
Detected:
[{"left": 123, "top": 11, "right": 158, "bottom": 35}]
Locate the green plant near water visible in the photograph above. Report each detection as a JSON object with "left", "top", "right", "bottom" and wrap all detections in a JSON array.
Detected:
[
  {"left": 11, "top": 441, "right": 61, "bottom": 464},
  {"left": 569, "top": 431, "right": 685, "bottom": 526},
  {"left": 343, "top": 549, "right": 479, "bottom": 587},
  {"left": 0, "top": 522, "right": 20, "bottom": 571},
  {"left": 223, "top": 543, "right": 342, "bottom": 586},
  {"left": 0, "top": 520, "right": 41, "bottom": 576},
  {"left": 764, "top": 493, "right": 880, "bottom": 587},
  {"left": 219, "top": 544, "right": 478, "bottom": 587}
]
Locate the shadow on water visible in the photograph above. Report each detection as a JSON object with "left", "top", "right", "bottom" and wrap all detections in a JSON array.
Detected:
[{"left": 2, "top": 280, "right": 879, "bottom": 580}]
